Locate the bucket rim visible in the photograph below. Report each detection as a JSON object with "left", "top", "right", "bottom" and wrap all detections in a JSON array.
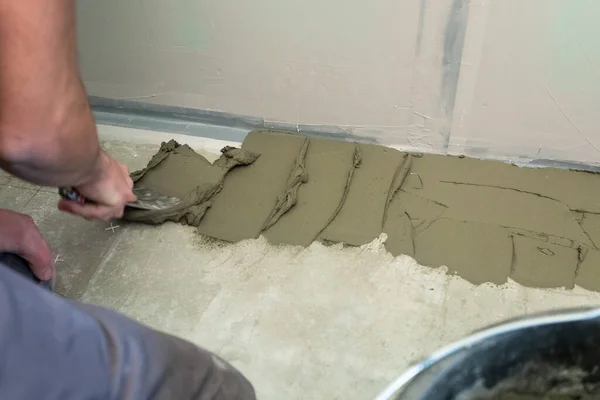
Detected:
[{"left": 374, "top": 306, "right": 600, "bottom": 400}]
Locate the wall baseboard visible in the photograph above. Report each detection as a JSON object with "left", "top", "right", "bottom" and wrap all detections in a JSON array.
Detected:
[
  {"left": 90, "top": 96, "right": 600, "bottom": 173},
  {"left": 89, "top": 96, "right": 378, "bottom": 144}
]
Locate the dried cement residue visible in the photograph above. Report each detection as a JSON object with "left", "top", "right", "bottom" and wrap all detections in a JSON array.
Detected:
[{"left": 124, "top": 130, "right": 600, "bottom": 292}]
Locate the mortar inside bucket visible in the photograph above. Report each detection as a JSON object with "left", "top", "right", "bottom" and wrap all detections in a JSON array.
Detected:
[{"left": 377, "top": 308, "right": 600, "bottom": 400}]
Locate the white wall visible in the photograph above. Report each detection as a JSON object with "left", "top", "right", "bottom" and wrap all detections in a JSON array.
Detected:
[{"left": 77, "top": 0, "right": 600, "bottom": 165}]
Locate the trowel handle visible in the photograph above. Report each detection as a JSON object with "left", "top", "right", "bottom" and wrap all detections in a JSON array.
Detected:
[{"left": 58, "top": 187, "right": 89, "bottom": 204}]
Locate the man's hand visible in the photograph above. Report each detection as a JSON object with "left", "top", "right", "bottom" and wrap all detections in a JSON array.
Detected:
[
  {"left": 0, "top": 209, "right": 54, "bottom": 281},
  {"left": 58, "top": 151, "right": 136, "bottom": 221}
]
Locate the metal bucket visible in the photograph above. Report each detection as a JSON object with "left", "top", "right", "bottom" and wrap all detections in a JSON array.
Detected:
[{"left": 376, "top": 308, "right": 600, "bottom": 399}]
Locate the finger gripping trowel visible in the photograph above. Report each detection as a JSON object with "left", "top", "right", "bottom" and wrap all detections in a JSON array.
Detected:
[{"left": 59, "top": 187, "right": 181, "bottom": 211}]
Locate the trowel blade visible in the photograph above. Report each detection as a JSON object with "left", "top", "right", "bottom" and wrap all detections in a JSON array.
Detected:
[{"left": 128, "top": 187, "right": 182, "bottom": 211}]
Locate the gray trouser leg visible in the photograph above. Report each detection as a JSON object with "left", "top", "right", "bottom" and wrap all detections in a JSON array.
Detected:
[{"left": 0, "top": 254, "right": 256, "bottom": 400}]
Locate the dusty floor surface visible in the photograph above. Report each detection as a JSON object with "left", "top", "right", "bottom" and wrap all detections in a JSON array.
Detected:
[{"left": 3, "top": 124, "right": 600, "bottom": 400}]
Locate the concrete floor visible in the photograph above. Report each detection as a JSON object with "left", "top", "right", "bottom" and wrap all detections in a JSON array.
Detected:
[{"left": 3, "top": 124, "right": 600, "bottom": 399}]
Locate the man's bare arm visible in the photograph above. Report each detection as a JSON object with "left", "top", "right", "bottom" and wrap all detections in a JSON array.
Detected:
[{"left": 0, "top": 0, "right": 102, "bottom": 187}]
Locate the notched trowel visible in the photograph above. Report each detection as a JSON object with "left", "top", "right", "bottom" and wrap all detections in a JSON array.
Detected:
[{"left": 59, "top": 187, "right": 182, "bottom": 211}]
